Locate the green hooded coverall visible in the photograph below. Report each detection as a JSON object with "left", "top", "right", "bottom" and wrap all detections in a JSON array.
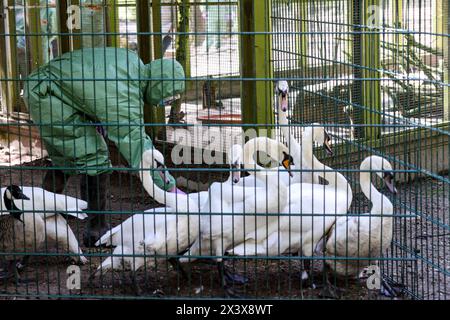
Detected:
[{"left": 24, "top": 48, "right": 185, "bottom": 191}]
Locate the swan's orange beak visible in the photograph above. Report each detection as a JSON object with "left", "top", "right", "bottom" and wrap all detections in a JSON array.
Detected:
[{"left": 281, "top": 153, "right": 294, "bottom": 178}]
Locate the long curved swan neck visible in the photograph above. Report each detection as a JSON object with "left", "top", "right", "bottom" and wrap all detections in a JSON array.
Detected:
[
  {"left": 360, "top": 163, "right": 393, "bottom": 217},
  {"left": 139, "top": 158, "right": 197, "bottom": 213},
  {"left": 300, "top": 127, "right": 316, "bottom": 169},
  {"left": 243, "top": 138, "right": 288, "bottom": 193},
  {"left": 315, "top": 159, "right": 344, "bottom": 186},
  {"left": 278, "top": 110, "right": 301, "bottom": 161}
]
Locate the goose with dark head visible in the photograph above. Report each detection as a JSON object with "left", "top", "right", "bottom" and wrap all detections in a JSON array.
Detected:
[{"left": 3, "top": 185, "right": 30, "bottom": 222}]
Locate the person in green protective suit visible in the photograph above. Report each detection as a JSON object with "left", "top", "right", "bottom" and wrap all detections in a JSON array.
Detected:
[{"left": 23, "top": 47, "right": 185, "bottom": 246}]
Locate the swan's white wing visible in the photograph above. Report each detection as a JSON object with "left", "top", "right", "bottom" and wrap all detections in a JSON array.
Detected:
[
  {"left": 187, "top": 191, "right": 209, "bottom": 209},
  {"left": 18, "top": 187, "right": 88, "bottom": 219},
  {"left": 95, "top": 207, "right": 174, "bottom": 247}
]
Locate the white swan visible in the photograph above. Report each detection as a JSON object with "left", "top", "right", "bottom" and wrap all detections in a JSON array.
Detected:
[
  {"left": 93, "top": 149, "right": 201, "bottom": 281},
  {"left": 229, "top": 154, "right": 353, "bottom": 263},
  {"left": 324, "top": 156, "right": 397, "bottom": 296},
  {"left": 183, "top": 144, "right": 244, "bottom": 209},
  {"left": 92, "top": 206, "right": 182, "bottom": 293},
  {"left": 93, "top": 146, "right": 244, "bottom": 288},
  {"left": 0, "top": 185, "right": 88, "bottom": 266},
  {"left": 275, "top": 81, "right": 333, "bottom": 185},
  {"left": 181, "top": 137, "right": 293, "bottom": 295},
  {"left": 236, "top": 124, "right": 332, "bottom": 189}
]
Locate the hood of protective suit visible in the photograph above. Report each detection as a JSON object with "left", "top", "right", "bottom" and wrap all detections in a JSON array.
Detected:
[{"left": 144, "top": 59, "right": 185, "bottom": 106}]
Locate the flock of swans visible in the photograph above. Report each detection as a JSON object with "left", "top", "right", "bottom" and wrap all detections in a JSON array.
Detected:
[
  {"left": 0, "top": 81, "right": 400, "bottom": 298},
  {"left": 92, "top": 81, "right": 400, "bottom": 298}
]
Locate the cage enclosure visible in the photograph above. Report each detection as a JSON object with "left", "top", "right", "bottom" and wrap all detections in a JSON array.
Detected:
[{"left": 0, "top": 0, "right": 448, "bottom": 300}]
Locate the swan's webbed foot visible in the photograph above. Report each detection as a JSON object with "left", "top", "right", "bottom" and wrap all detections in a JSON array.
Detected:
[
  {"left": 0, "top": 260, "right": 18, "bottom": 284},
  {"left": 299, "top": 259, "right": 317, "bottom": 289},
  {"left": 16, "top": 277, "right": 35, "bottom": 285},
  {"left": 224, "top": 284, "right": 245, "bottom": 298},
  {"left": 318, "top": 265, "right": 341, "bottom": 299},
  {"left": 217, "top": 261, "right": 247, "bottom": 297},
  {"left": 169, "top": 258, "right": 189, "bottom": 280},
  {"left": 128, "top": 272, "right": 142, "bottom": 296},
  {"left": 16, "top": 256, "right": 30, "bottom": 272},
  {"left": 152, "top": 289, "right": 165, "bottom": 297},
  {"left": 380, "top": 277, "right": 405, "bottom": 298},
  {"left": 224, "top": 268, "right": 248, "bottom": 285},
  {"left": 87, "top": 269, "right": 99, "bottom": 288},
  {"left": 319, "top": 281, "right": 341, "bottom": 299}
]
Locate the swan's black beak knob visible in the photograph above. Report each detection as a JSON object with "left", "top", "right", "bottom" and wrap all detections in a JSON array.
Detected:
[
  {"left": 323, "top": 132, "right": 334, "bottom": 156},
  {"left": 281, "top": 152, "right": 294, "bottom": 178},
  {"left": 383, "top": 172, "right": 397, "bottom": 194}
]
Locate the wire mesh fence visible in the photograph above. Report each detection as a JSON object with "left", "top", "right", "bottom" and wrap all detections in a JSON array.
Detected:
[{"left": 0, "top": 0, "right": 448, "bottom": 300}]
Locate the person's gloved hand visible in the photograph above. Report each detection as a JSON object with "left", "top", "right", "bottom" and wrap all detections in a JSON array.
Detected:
[{"left": 168, "top": 186, "right": 186, "bottom": 195}]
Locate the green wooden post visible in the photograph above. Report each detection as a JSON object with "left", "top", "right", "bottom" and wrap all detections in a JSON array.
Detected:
[
  {"left": 137, "top": 0, "right": 158, "bottom": 139},
  {"left": 137, "top": 0, "right": 152, "bottom": 63},
  {"left": 361, "top": 0, "right": 381, "bottom": 139},
  {"left": 4, "top": 0, "right": 20, "bottom": 113},
  {"left": 393, "top": 0, "right": 403, "bottom": 31},
  {"left": 240, "top": 0, "right": 274, "bottom": 138},
  {"left": 152, "top": 0, "right": 163, "bottom": 60},
  {"left": 437, "top": 0, "right": 449, "bottom": 121},
  {"left": 70, "top": 0, "right": 82, "bottom": 50},
  {"left": 297, "top": 0, "right": 308, "bottom": 70},
  {"left": 175, "top": 0, "right": 191, "bottom": 80},
  {"left": 0, "top": 2, "right": 7, "bottom": 113},
  {"left": 392, "top": 0, "right": 403, "bottom": 61},
  {"left": 106, "top": 0, "right": 119, "bottom": 47},
  {"left": 168, "top": 0, "right": 191, "bottom": 128},
  {"left": 149, "top": 0, "right": 167, "bottom": 139},
  {"left": 27, "top": 0, "right": 43, "bottom": 71},
  {"left": 444, "top": 0, "right": 449, "bottom": 122},
  {"left": 435, "top": 0, "right": 444, "bottom": 51},
  {"left": 57, "top": 0, "right": 71, "bottom": 54}
]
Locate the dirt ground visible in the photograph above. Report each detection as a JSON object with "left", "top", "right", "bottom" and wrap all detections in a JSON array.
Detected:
[{"left": 0, "top": 157, "right": 448, "bottom": 300}]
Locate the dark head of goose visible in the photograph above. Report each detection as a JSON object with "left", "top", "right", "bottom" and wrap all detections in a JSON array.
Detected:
[{"left": 3, "top": 185, "right": 29, "bottom": 222}]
